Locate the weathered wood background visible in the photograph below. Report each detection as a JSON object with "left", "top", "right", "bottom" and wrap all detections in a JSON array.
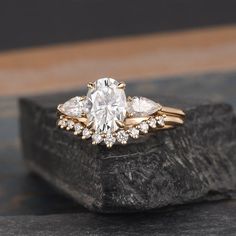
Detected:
[
  {"left": 1, "top": 25, "right": 236, "bottom": 96},
  {"left": 1, "top": 0, "right": 236, "bottom": 51}
]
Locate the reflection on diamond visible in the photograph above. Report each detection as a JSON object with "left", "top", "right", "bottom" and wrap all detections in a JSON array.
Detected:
[
  {"left": 74, "top": 123, "right": 83, "bottom": 134},
  {"left": 87, "top": 78, "right": 127, "bottom": 133},
  {"left": 92, "top": 133, "right": 103, "bottom": 144},
  {"left": 60, "top": 96, "right": 88, "bottom": 117},
  {"left": 129, "top": 127, "right": 139, "bottom": 139},
  {"left": 58, "top": 119, "right": 67, "bottom": 128},
  {"left": 149, "top": 117, "right": 157, "bottom": 128},
  {"left": 139, "top": 121, "right": 149, "bottom": 133},
  {"left": 66, "top": 120, "right": 74, "bottom": 130},
  {"left": 82, "top": 128, "right": 91, "bottom": 139},
  {"left": 104, "top": 134, "right": 116, "bottom": 148},
  {"left": 127, "top": 96, "right": 161, "bottom": 117},
  {"left": 157, "top": 116, "right": 165, "bottom": 126},
  {"left": 117, "top": 130, "right": 129, "bottom": 144}
]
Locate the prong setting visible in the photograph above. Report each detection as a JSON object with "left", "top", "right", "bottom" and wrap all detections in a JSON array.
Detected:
[
  {"left": 117, "top": 82, "right": 126, "bottom": 89},
  {"left": 87, "top": 82, "right": 95, "bottom": 89},
  {"left": 116, "top": 120, "right": 125, "bottom": 128},
  {"left": 86, "top": 121, "right": 94, "bottom": 129}
]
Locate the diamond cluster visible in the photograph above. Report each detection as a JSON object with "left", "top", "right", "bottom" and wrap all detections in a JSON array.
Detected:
[
  {"left": 58, "top": 114, "right": 166, "bottom": 148},
  {"left": 57, "top": 78, "right": 165, "bottom": 148}
]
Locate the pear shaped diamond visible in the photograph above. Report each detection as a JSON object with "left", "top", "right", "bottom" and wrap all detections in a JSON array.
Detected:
[
  {"left": 59, "top": 96, "right": 89, "bottom": 117},
  {"left": 127, "top": 97, "right": 161, "bottom": 117}
]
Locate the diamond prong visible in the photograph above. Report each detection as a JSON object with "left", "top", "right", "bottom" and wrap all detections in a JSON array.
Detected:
[
  {"left": 116, "top": 120, "right": 125, "bottom": 128},
  {"left": 128, "top": 127, "right": 139, "bottom": 139},
  {"left": 117, "top": 82, "right": 126, "bottom": 89},
  {"left": 157, "top": 116, "right": 165, "bottom": 127},
  {"left": 87, "top": 82, "right": 95, "bottom": 89},
  {"left": 92, "top": 133, "right": 103, "bottom": 144},
  {"left": 127, "top": 112, "right": 134, "bottom": 118},
  {"left": 79, "top": 96, "right": 86, "bottom": 101},
  {"left": 87, "top": 121, "right": 94, "bottom": 128},
  {"left": 57, "top": 104, "right": 63, "bottom": 112},
  {"left": 82, "top": 128, "right": 91, "bottom": 139},
  {"left": 127, "top": 96, "right": 133, "bottom": 103}
]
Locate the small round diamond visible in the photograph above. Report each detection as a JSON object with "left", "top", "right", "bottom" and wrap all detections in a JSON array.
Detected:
[
  {"left": 104, "top": 134, "right": 116, "bottom": 148},
  {"left": 149, "top": 117, "right": 157, "bottom": 128},
  {"left": 74, "top": 123, "right": 83, "bottom": 134},
  {"left": 66, "top": 120, "right": 74, "bottom": 130},
  {"left": 117, "top": 130, "right": 129, "bottom": 144},
  {"left": 92, "top": 133, "right": 103, "bottom": 144},
  {"left": 157, "top": 116, "right": 165, "bottom": 127},
  {"left": 58, "top": 119, "right": 67, "bottom": 128},
  {"left": 129, "top": 128, "right": 139, "bottom": 139},
  {"left": 82, "top": 128, "right": 91, "bottom": 139},
  {"left": 139, "top": 121, "right": 149, "bottom": 133}
]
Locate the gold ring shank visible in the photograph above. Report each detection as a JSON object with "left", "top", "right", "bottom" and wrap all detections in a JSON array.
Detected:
[
  {"left": 125, "top": 114, "right": 184, "bottom": 127},
  {"left": 164, "top": 116, "right": 184, "bottom": 125},
  {"left": 161, "top": 106, "right": 185, "bottom": 117}
]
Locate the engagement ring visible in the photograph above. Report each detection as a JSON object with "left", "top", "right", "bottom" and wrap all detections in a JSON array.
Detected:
[{"left": 57, "top": 78, "right": 185, "bottom": 148}]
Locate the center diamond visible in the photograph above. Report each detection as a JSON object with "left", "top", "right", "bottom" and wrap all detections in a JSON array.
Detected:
[{"left": 87, "top": 78, "right": 127, "bottom": 133}]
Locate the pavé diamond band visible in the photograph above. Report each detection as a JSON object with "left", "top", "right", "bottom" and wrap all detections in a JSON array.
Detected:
[{"left": 57, "top": 78, "right": 185, "bottom": 148}]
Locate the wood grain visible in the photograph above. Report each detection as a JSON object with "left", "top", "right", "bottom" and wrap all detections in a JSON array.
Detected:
[
  {"left": 1, "top": 25, "right": 236, "bottom": 96},
  {"left": 0, "top": 200, "right": 236, "bottom": 236}
]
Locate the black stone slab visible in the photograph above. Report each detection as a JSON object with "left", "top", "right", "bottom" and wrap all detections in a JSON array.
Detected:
[
  {"left": 1, "top": 71, "right": 235, "bottom": 216},
  {"left": 19, "top": 90, "right": 236, "bottom": 213}
]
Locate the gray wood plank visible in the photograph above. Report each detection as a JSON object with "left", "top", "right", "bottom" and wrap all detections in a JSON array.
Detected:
[{"left": 0, "top": 200, "right": 235, "bottom": 236}]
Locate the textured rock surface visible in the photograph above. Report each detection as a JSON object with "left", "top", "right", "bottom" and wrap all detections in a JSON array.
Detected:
[{"left": 19, "top": 90, "right": 236, "bottom": 213}]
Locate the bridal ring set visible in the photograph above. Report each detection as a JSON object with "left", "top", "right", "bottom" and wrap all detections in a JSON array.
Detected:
[{"left": 57, "top": 78, "right": 185, "bottom": 148}]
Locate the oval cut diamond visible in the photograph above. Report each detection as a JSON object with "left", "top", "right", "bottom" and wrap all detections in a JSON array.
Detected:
[{"left": 87, "top": 78, "right": 127, "bottom": 133}]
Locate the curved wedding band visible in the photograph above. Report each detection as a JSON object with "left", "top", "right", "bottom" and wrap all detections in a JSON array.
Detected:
[{"left": 57, "top": 78, "right": 185, "bottom": 148}]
